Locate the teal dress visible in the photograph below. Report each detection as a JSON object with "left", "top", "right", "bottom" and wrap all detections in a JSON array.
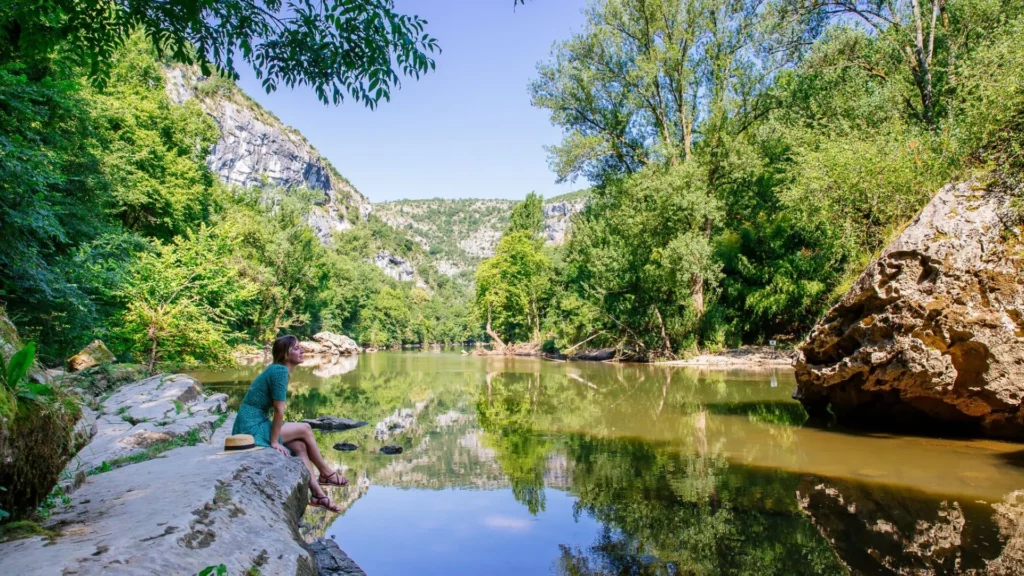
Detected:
[{"left": 232, "top": 364, "right": 290, "bottom": 449}]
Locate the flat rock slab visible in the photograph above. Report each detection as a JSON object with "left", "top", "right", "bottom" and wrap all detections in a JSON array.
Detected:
[
  {"left": 310, "top": 538, "right": 366, "bottom": 576},
  {"left": 303, "top": 416, "right": 367, "bottom": 431},
  {"left": 63, "top": 374, "right": 228, "bottom": 479},
  {"left": 0, "top": 441, "right": 315, "bottom": 575}
]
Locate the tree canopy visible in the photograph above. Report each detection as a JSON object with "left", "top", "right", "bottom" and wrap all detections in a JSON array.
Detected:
[{"left": 0, "top": 0, "right": 440, "bottom": 107}]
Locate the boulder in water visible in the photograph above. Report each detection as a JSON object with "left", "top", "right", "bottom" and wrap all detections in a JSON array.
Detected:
[
  {"left": 794, "top": 178, "right": 1024, "bottom": 438},
  {"left": 302, "top": 415, "right": 367, "bottom": 431},
  {"left": 313, "top": 332, "right": 361, "bottom": 355},
  {"left": 572, "top": 348, "right": 616, "bottom": 361},
  {"left": 66, "top": 340, "right": 115, "bottom": 372},
  {"left": 300, "top": 340, "right": 327, "bottom": 355},
  {"left": 309, "top": 537, "right": 367, "bottom": 576}
]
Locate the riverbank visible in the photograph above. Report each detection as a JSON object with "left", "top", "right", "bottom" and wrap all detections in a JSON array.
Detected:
[
  {"left": 659, "top": 346, "right": 796, "bottom": 369},
  {"left": 0, "top": 371, "right": 364, "bottom": 575}
]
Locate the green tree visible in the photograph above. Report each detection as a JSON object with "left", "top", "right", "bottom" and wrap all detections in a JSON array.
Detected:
[
  {"left": 556, "top": 164, "right": 720, "bottom": 357},
  {"left": 474, "top": 232, "right": 553, "bottom": 345},
  {"left": 0, "top": 61, "right": 110, "bottom": 359},
  {"left": 89, "top": 32, "right": 221, "bottom": 239},
  {"left": 216, "top": 187, "right": 328, "bottom": 341},
  {"left": 355, "top": 286, "right": 413, "bottom": 347},
  {"left": 507, "top": 192, "right": 545, "bottom": 236},
  {"left": 115, "top": 225, "right": 257, "bottom": 369},
  {"left": 0, "top": 0, "right": 440, "bottom": 107}
]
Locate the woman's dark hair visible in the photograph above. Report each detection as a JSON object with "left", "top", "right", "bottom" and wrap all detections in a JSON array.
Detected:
[{"left": 272, "top": 335, "right": 299, "bottom": 364}]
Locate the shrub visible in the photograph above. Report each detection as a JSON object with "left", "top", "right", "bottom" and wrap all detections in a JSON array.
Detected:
[{"left": 0, "top": 323, "right": 82, "bottom": 522}]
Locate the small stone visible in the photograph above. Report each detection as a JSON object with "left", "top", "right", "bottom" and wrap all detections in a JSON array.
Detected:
[
  {"left": 302, "top": 416, "right": 367, "bottom": 431},
  {"left": 67, "top": 340, "right": 116, "bottom": 373},
  {"left": 379, "top": 445, "right": 403, "bottom": 455},
  {"left": 333, "top": 442, "right": 358, "bottom": 452},
  {"left": 309, "top": 537, "right": 366, "bottom": 576}
]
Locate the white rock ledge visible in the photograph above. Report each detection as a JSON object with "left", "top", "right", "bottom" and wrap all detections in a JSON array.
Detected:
[
  {"left": 0, "top": 414, "right": 317, "bottom": 575},
  {"left": 0, "top": 371, "right": 366, "bottom": 575}
]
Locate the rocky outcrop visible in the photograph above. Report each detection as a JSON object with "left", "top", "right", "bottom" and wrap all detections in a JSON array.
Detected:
[
  {"left": 309, "top": 538, "right": 367, "bottom": 576},
  {"left": 374, "top": 250, "right": 417, "bottom": 282},
  {"left": 0, "top": 420, "right": 317, "bottom": 575},
  {"left": 164, "top": 67, "right": 372, "bottom": 244},
  {"left": 66, "top": 340, "right": 115, "bottom": 372},
  {"left": 542, "top": 198, "right": 586, "bottom": 243},
  {"left": 794, "top": 178, "right": 1024, "bottom": 438},
  {"left": 65, "top": 363, "right": 149, "bottom": 405},
  {"left": 1, "top": 367, "right": 365, "bottom": 575},
  {"left": 0, "top": 309, "right": 82, "bottom": 520},
  {"left": 62, "top": 374, "right": 228, "bottom": 479},
  {"left": 312, "top": 332, "right": 361, "bottom": 356}
]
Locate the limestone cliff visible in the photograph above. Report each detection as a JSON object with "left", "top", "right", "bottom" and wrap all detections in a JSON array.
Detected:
[
  {"left": 165, "top": 67, "right": 372, "bottom": 243},
  {"left": 794, "top": 176, "right": 1024, "bottom": 438}
]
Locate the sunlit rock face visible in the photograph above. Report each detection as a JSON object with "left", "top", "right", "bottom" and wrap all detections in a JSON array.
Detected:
[
  {"left": 794, "top": 178, "right": 1024, "bottom": 438},
  {"left": 164, "top": 67, "right": 372, "bottom": 244},
  {"left": 542, "top": 198, "right": 585, "bottom": 243},
  {"left": 797, "top": 475, "right": 1022, "bottom": 575},
  {"left": 374, "top": 250, "right": 417, "bottom": 282}
]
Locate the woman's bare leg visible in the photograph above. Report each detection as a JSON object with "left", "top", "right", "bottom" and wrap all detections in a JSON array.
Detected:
[
  {"left": 285, "top": 440, "right": 327, "bottom": 499},
  {"left": 280, "top": 422, "right": 343, "bottom": 479}
]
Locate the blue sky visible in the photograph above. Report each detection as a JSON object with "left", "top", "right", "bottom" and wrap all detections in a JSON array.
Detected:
[{"left": 233, "top": 0, "right": 590, "bottom": 203}]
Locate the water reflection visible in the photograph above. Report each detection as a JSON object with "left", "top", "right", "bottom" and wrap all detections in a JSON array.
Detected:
[{"left": 192, "top": 352, "right": 1024, "bottom": 575}]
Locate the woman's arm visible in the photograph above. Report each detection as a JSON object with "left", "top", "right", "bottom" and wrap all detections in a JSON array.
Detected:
[{"left": 270, "top": 400, "right": 289, "bottom": 456}]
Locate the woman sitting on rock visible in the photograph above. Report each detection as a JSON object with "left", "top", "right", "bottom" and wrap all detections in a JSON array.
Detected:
[{"left": 232, "top": 334, "right": 349, "bottom": 511}]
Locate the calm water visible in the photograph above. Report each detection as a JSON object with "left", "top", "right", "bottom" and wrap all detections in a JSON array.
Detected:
[{"left": 190, "top": 352, "right": 1024, "bottom": 575}]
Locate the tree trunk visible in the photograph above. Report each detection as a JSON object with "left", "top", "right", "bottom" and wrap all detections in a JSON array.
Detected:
[
  {"left": 690, "top": 215, "right": 712, "bottom": 317},
  {"left": 683, "top": 120, "right": 693, "bottom": 161},
  {"left": 148, "top": 328, "right": 158, "bottom": 374},
  {"left": 530, "top": 299, "right": 540, "bottom": 343},
  {"left": 486, "top": 304, "right": 506, "bottom": 351},
  {"left": 909, "top": 0, "right": 937, "bottom": 125},
  {"left": 653, "top": 306, "right": 674, "bottom": 358}
]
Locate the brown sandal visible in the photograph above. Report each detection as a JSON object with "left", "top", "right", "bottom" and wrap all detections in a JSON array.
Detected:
[
  {"left": 309, "top": 495, "right": 342, "bottom": 512},
  {"left": 318, "top": 470, "right": 349, "bottom": 487}
]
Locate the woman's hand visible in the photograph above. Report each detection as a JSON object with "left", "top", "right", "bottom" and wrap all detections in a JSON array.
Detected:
[{"left": 270, "top": 442, "right": 290, "bottom": 457}]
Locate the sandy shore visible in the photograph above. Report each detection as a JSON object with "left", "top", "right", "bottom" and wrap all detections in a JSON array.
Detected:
[{"left": 659, "top": 346, "right": 795, "bottom": 368}]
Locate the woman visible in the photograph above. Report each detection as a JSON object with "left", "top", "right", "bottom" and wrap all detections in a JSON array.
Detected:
[{"left": 232, "top": 335, "right": 349, "bottom": 511}]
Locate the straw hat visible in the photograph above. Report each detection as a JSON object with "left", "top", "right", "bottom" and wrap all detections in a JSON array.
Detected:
[{"left": 219, "top": 434, "right": 263, "bottom": 454}]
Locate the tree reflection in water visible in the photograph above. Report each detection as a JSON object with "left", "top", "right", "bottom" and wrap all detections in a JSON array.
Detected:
[
  {"left": 475, "top": 369, "right": 846, "bottom": 575},
  {"left": 196, "top": 354, "right": 1024, "bottom": 575}
]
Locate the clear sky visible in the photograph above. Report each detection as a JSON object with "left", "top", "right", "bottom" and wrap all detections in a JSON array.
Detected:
[{"left": 232, "top": 0, "right": 590, "bottom": 203}]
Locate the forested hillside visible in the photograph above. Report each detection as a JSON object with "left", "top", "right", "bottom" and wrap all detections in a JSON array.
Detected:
[
  {"left": 373, "top": 191, "right": 586, "bottom": 274},
  {"left": 2, "top": 0, "right": 1023, "bottom": 368},
  {"left": 0, "top": 33, "right": 477, "bottom": 367},
  {"left": 473, "top": 0, "right": 1024, "bottom": 358}
]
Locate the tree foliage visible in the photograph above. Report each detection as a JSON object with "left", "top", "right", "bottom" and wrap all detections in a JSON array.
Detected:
[
  {"left": 527, "top": 0, "right": 1024, "bottom": 356},
  {"left": 0, "top": 0, "right": 440, "bottom": 107},
  {"left": 0, "top": 34, "right": 477, "bottom": 365},
  {"left": 475, "top": 232, "right": 553, "bottom": 344}
]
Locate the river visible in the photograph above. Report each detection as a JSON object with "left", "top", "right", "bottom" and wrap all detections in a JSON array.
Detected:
[{"left": 189, "top": 351, "right": 1024, "bottom": 575}]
